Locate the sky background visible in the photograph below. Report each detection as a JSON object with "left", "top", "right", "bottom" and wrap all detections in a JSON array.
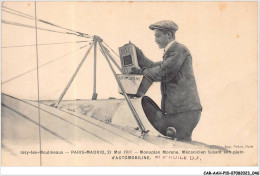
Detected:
[{"left": 1, "top": 1, "right": 258, "bottom": 146}]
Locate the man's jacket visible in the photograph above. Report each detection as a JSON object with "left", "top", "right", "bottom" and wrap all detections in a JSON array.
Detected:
[{"left": 136, "top": 41, "right": 202, "bottom": 115}]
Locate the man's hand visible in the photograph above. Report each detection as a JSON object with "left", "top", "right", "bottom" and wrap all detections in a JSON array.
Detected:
[
  {"left": 133, "top": 44, "right": 143, "bottom": 57},
  {"left": 132, "top": 44, "right": 146, "bottom": 68},
  {"left": 129, "top": 67, "right": 143, "bottom": 74}
]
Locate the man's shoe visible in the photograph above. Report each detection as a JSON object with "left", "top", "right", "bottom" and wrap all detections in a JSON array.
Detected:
[{"left": 166, "top": 127, "right": 176, "bottom": 139}]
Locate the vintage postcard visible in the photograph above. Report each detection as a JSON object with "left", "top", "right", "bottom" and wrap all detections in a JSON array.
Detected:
[{"left": 1, "top": 1, "right": 258, "bottom": 169}]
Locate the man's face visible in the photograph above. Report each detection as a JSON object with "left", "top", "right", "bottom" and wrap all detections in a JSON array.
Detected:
[{"left": 154, "top": 29, "right": 169, "bottom": 49}]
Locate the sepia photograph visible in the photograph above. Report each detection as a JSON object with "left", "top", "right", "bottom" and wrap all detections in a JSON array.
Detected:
[{"left": 1, "top": 1, "right": 258, "bottom": 172}]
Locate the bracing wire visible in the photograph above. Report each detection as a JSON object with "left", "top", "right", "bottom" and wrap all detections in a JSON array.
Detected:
[
  {"left": 98, "top": 46, "right": 122, "bottom": 73},
  {"left": 2, "top": 19, "right": 67, "bottom": 34},
  {"left": 2, "top": 5, "right": 92, "bottom": 38},
  {"left": 34, "top": 1, "right": 42, "bottom": 166},
  {"left": 102, "top": 41, "right": 121, "bottom": 64},
  {"left": 2, "top": 44, "right": 89, "bottom": 85},
  {"left": 2, "top": 9, "right": 35, "bottom": 20},
  {"left": 2, "top": 40, "right": 91, "bottom": 49},
  {"left": 103, "top": 41, "right": 120, "bottom": 57},
  {"left": 2, "top": 5, "right": 35, "bottom": 19}
]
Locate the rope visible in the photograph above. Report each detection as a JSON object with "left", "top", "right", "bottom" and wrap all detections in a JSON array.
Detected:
[
  {"left": 2, "top": 5, "right": 92, "bottom": 38},
  {"left": 34, "top": 2, "right": 42, "bottom": 166},
  {"left": 2, "top": 40, "right": 91, "bottom": 49},
  {"left": 2, "top": 44, "right": 88, "bottom": 85}
]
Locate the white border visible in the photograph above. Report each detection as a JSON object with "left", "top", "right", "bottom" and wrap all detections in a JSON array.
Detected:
[
  {"left": 1, "top": 166, "right": 259, "bottom": 175},
  {"left": 0, "top": 0, "right": 259, "bottom": 175}
]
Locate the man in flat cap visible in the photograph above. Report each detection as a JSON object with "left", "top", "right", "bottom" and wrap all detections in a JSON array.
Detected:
[{"left": 130, "top": 20, "right": 202, "bottom": 141}]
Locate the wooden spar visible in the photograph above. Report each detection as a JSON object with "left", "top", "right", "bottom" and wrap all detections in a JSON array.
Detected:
[
  {"left": 92, "top": 39, "right": 98, "bottom": 100},
  {"left": 98, "top": 40, "right": 147, "bottom": 136},
  {"left": 54, "top": 42, "right": 94, "bottom": 108}
]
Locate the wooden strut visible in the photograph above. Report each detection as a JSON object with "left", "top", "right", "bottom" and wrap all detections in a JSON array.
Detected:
[
  {"left": 53, "top": 35, "right": 148, "bottom": 137},
  {"left": 98, "top": 40, "right": 148, "bottom": 137},
  {"left": 54, "top": 42, "right": 94, "bottom": 108},
  {"left": 92, "top": 39, "right": 98, "bottom": 100},
  {"left": 102, "top": 46, "right": 123, "bottom": 73}
]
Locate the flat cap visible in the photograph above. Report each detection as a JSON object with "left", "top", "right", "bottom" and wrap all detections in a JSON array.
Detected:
[{"left": 149, "top": 20, "right": 178, "bottom": 31}]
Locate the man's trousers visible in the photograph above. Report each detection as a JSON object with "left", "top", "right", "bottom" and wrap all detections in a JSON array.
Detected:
[{"left": 141, "top": 96, "right": 201, "bottom": 141}]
